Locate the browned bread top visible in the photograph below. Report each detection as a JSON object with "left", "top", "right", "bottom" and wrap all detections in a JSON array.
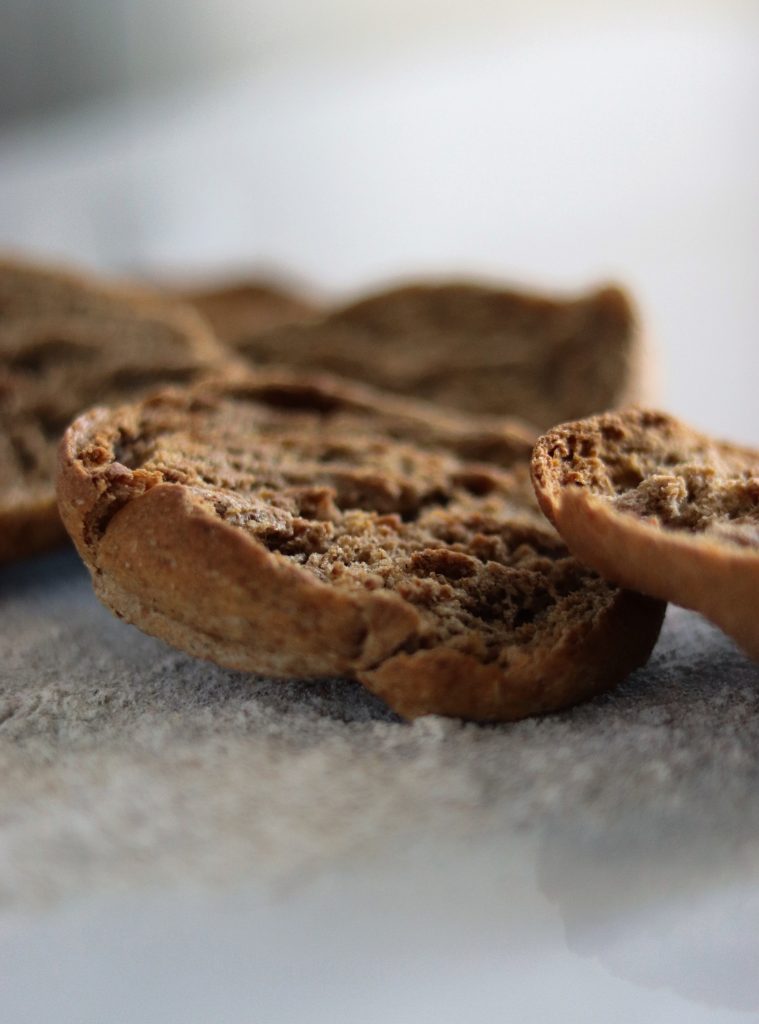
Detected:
[
  {"left": 58, "top": 374, "right": 665, "bottom": 721},
  {"left": 0, "top": 256, "right": 228, "bottom": 563},
  {"left": 532, "top": 409, "right": 759, "bottom": 659},
  {"left": 227, "top": 280, "right": 646, "bottom": 428}
]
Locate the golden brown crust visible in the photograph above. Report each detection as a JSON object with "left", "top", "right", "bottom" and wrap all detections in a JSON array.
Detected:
[
  {"left": 229, "top": 280, "right": 648, "bottom": 428},
  {"left": 0, "top": 255, "right": 230, "bottom": 563},
  {"left": 532, "top": 409, "right": 759, "bottom": 660},
  {"left": 58, "top": 375, "right": 665, "bottom": 721}
]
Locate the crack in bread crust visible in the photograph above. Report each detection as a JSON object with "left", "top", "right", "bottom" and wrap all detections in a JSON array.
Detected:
[{"left": 58, "top": 377, "right": 666, "bottom": 720}]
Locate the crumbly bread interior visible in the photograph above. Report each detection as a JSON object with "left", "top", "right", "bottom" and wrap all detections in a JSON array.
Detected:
[
  {"left": 0, "top": 259, "right": 225, "bottom": 559},
  {"left": 70, "top": 379, "right": 636, "bottom": 670},
  {"left": 230, "top": 282, "right": 641, "bottom": 427},
  {"left": 535, "top": 409, "right": 758, "bottom": 549}
]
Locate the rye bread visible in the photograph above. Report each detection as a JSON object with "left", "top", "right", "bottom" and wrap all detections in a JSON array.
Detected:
[
  {"left": 58, "top": 374, "right": 665, "bottom": 721},
  {"left": 0, "top": 257, "right": 227, "bottom": 563},
  {"left": 532, "top": 409, "right": 759, "bottom": 660},
  {"left": 225, "top": 280, "right": 648, "bottom": 428}
]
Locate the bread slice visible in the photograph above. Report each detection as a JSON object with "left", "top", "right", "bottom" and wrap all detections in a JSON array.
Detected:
[
  {"left": 532, "top": 409, "right": 759, "bottom": 660},
  {"left": 0, "top": 257, "right": 228, "bottom": 563},
  {"left": 225, "top": 280, "right": 648, "bottom": 428},
  {"left": 58, "top": 374, "right": 665, "bottom": 721},
  {"left": 176, "top": 278, "right": 317, "bottom": 346}
]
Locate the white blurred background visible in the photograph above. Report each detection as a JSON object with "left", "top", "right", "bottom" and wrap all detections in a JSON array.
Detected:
[{"left": 1, "top": 0, "right": 757, "bottom": 440}]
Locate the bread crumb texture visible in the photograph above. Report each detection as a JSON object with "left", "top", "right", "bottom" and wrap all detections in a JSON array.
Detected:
[
  {"left": 532, "top": 409, "right": 758, "bottom": 660},
  {"left": 535, "top": 409, "right": 759, "bottom": 549}
]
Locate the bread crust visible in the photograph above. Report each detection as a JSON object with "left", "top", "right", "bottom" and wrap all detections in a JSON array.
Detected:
[
  {"left": 532, "top": 409, "right": 759, "bottom": 660},
  {"left": 0, "top": 255, "right": 229, "bottom": 563},
  {"left": 58, "top": 376, "right": 665, "bottom": 721}
]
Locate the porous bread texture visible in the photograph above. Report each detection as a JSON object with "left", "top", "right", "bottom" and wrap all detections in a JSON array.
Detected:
[
  {"left": 227, "top": 280, "right": 648, "bottom": 428},
  {"left": 58, "top": 374, "right": 665, "bottom": 722},
  {"left": 0, "top": 256, "right": 228, "bottom": 563},
  {"left": 176, "top": 278, "right": 318, "bottom": 345},
  {"left": 532, "top": 409, "right": 759, "bottom": 660}
]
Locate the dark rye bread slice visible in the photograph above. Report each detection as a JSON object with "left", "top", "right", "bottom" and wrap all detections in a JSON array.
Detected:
[
  {"left": 58, "top": 375, "right": 665, "bottom": 721},
  {"left": 227, "top": 280, "right": 648, "bottom": 429},
  {"left": 532, "top": 409, "right": 759, "bottom": 660},
  {"left": 176, "top": 278, "right": 318, "bottom": 346},
  {"left": 0, "top": 257, "right": 228, "bottom": 563}
]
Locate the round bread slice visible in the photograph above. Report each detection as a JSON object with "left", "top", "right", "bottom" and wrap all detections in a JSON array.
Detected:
[
  {"left": 532, "top": 409, "right": 759, "bottom": 660},
  {"left": 228, "top": 280, "right": 650, "bottom": 429},
  {"left": 58, "top": 374, "right": 665, "bottom": 721},
  {"left": 0, "top": 256, "right": 229, "bottom": 563}
]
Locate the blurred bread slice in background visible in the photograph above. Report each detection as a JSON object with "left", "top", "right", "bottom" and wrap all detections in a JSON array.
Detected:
[
  {"left": 179, "top": 276, "right": 653, "bottom": 430},
  {"left": 0, "top": 255, "right": 229, "bottom": 563}
]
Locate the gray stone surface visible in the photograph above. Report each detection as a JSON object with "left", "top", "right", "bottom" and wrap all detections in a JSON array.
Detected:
[{"left": 1, "top": 547, "right": 758, "bottom": 916}]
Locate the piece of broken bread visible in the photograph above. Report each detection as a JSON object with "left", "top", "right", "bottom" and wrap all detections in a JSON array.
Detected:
[{"left": 532, "top": 408, "right": 758, "bottom": 660}]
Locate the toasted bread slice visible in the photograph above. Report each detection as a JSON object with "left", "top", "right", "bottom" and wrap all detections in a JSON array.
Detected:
[
  {"left": 0, "top": 257, "right": 228, "bottom": 563},
  {"left": 532, "top": 409, "right": 759, "bottom": 660},
  {"left": 224, "top": 280, "right": 648, "bottom": 428},
  {"left": 58, "top": 374, "right": 665, "bottom": 721}
]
